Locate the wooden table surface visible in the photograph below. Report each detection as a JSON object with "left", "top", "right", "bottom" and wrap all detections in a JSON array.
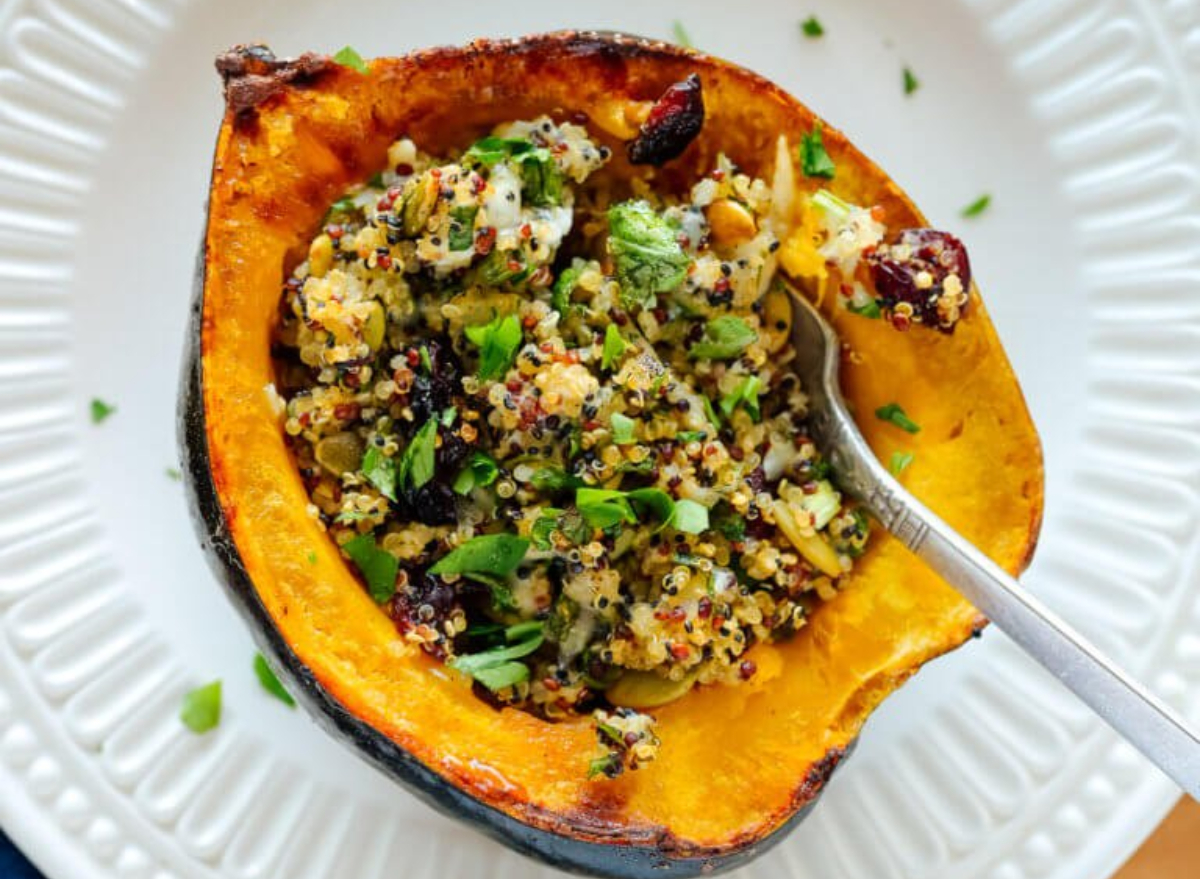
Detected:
[{"left": 1113, "top": 798, "right": 1199, "bottom": 878}]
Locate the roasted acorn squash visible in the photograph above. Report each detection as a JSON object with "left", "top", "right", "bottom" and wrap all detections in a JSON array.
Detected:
[{"left": 181, "top": 33, "right": 1043, "bottom": 878}]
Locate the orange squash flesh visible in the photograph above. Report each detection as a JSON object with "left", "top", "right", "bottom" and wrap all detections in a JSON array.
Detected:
[{"left": 185, "top": 32, "right": 1043, "bottom": 874}]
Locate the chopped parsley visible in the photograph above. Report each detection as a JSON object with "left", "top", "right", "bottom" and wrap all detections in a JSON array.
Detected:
[
  {"left": 800, "top": 122, "right": 836, "bottom": 179},
  {"left": 519, "top": 153, "right": 564, "bottom": 207},
  {"left": 361, "top": 445, "right": 398, "bottom": 501},
  {"left": 552, "top": 265, "right": 582, "bottom": 315},
  {"left": 531, "top": 466, "right": 586, "bottom": 494},
  {"left": 332, "top": 45, "right": 369, "bottom": 75},
  {"left": 306, "top": 550, "right": 318, "bottom": 565},
  {"left": 607, "top": 201, "right": 690, "bottom": 310},
  {"left": 253, "top": 653, "right": 296, "bottom": 708},
  {"left": 847, "top": 297, "right": 882, "bottom": 319},
  {"left": 165, "top": 467, "right": 182, "bottom": 481},
  {"left": 875, "top": 403, "right": 921, "bottom": 434},
  {"left": 576, "top": 487, "right": 704, "bottom": 534},
  {"left": 397, "top": 417, "right": 438, "bottom": 489},
  {"left": 453, "top": 451, "right": 500, "bottom": 495},
  {"left": 672, "top": 499, "right": 710, "bottom": 535},
  {"left": 672, "top": 20, "right": 694, "bottom": 48},
  {"left": 610, "top": 412, "right": 636, "bottom": 445},
  {"left": 465, "top": 313, "right": 522, "bottom": 382},
  {"left": 90, "top": 398, "right": 116, "bottom": 424},
  {"left": 720, "top": 374, "right": 762, "bottom": 421},
  {"left": 447, "top": 205, "right": 478, "bottom": 251},
  {"left": 342, "top": 533, "right": 399, "bottom": 602},
  {"left": 429, "top": 534, "right": 531, "bottom": 580},
  {"left": 180, "top": 680, "right": 221, "bottom": 734},
  {"left": 462, "top": 136, "right": 536, "bottom": 166},
  {"left": 903, "top": 66, "right": 920, "bottom": 96},
  {"left": 601, "top": 323, "right": 629, "bottom": 371},
  {"left": 801, "top": 16, "right": 825, "bottom": 38},
  {"left": 962, "top": 194, "right": 992, "bottom": 218},
  {"left": 589, "top": 752, "right": 623, "bottom": 779},
  {"left": 449, "top": 623, "right": 544, "bottom": 691},
  {"left": 889, "top": 450, "right": 915, "bottom": 476},
  {"left": 689, "top": 316, "right": 757, "bottom": 360}
]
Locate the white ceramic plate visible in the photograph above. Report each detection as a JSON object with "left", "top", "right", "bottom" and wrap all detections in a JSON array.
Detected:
[{"left": 2, "top": 0, "right": 1199, "bottom": 877}]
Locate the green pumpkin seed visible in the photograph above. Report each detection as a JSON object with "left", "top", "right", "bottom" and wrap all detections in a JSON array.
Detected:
[
  {"left": 315, "top": 432, "right": 364, "bottom": 476},
  {"left": 605, "top": 670, "right": 698, "bottom": 708}
]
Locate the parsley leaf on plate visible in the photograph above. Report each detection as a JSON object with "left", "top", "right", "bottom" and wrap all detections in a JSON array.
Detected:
[
  {"left": 90, "top": 398, "right": 116, "bottom": 424},
  {"left": 180, "top": 680, "right": 222, "bottom": 733},
  {"left": 253, "top": 653, "right": 296, "bottom": 707}
]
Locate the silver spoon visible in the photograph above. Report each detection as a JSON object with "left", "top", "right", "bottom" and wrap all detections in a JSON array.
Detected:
[{"left": 784, "top": 279, "right": 1200, "bottom": 800}]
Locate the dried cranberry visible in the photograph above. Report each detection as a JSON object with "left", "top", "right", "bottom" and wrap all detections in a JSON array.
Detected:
[
  {"left": 744, "top": 516, "right": 776, "bottom": 540},
  {"left": 436, "top": 427, "right": 474, "bottom": 472},
  {"left": 409, "top": 338, "right": 460, "bottom": 424},
  {"left": 627, "top": 74, "right": 705, "bottom": 166},
  {"left": 743, "top": 466, "right": 767, "bottom": 494},
  {"left": 388, "top": 567, "right": 461, "bottom": 659},
  {"left": 403, "top": 480, "right": 458, "bottom": 526},
  {"left": 867, "top": 229, "right": 971, "bottom": 332}
]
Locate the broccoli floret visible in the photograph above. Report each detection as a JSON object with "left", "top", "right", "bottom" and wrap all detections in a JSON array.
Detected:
[{"left": 607, "top": 200, "right": 689, "bottom": 310}]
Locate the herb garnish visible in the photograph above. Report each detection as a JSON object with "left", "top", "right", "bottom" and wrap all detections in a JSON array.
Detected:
[
  {"left": 361, "top": 445, "right": 398, "bottom": 501},
  {"left": 90, "top": 398, "right": 116, "bottom": 424},
  {"left": 672, "top": 499, "right": 710, "bottom": 535},
  {"left": 962, "top": 194, "right": 992, "bottom": 218},
  {"left": 889, "top": 450, "right": 915, "bottom": 476},
  {"left": 453, "top": 451, "right": 500, "bottom": 495},
  {"left": 607, "top": 201, "right": 690, "bottom": 310},
  {"left": 449, "top": 622, "right": 544, "bottom": 691},
  {"left": 253, "top": 653, "right": 296, "bottom": 707},
  {"left": 552, "top": 265, "right": 582, "bottom": 315},
  {"left": 689, "top": 316, "right": 757, "bottom": 360},
  {"left": 589, "top": 752, "right": 622, "bottom": 779},
  {"left": 397, "top": 417, "right": 438, "bottom": 489},
  {"left": 531, "top": 466, "right": 585, "bottom": 494},
  {"left": 801, "top": 16, "right": 825, "bottom": 38},
  {"left": 601, "top": 323, "right": 628, "bottom": 371},
  {"left": 465, "top": 313, "right": 522, "bottom": 381},
  {"left": 332, "top": 46, "right": 369, "bottom": 75},
  {"left": 448, "top": 205, "right": 478, "bottom": 251},
  {"left": 575, "top": 487, "right": 707, "bottom": 534},
  {"left": 429, "top": 534, "right": 531, "bottom": 581},
  {"left": 672, "top": 20, "right": 694, "bottom": 48},
  {"left": 165, "top": 467, "right": 182, "bottom": 481},
  {"left": 800, "top": 122, "right": 836, "bottom": 179},
  {"left": 342, "top": 533, "right": 399, "bottom": 602},
  {"left": 847, "top": 298, "right": 882, "bottom": 319},
  {"left": 611, "top": 412, "right": 636, "bottom": 445},
  {"left": 719, "top": 374, "right": 762, "bottom": 421},
  {"left": 180, "top": 680, "right": 222, "bottom": 733},
  {"left": 875, "top": 403, "right": 921, "bottom": 434},
  {"left": 903, "top": 66, "right": 920, "bottom": 96}
]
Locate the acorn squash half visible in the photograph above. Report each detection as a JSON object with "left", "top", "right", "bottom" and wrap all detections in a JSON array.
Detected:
[{"left": 180, "top": 32, "right": 1043, "bottom": 878}]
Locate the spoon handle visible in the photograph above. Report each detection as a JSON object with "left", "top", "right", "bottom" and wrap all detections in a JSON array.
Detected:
[{"left": 872, "top": 487, "right": 1200, "bottom": 800}]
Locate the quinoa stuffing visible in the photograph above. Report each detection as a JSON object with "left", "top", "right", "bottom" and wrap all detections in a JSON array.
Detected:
[{"left": 272, "top": 112, "right": 945, "bottom": 780}]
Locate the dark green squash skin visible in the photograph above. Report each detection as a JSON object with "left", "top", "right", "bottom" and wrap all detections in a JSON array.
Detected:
[{"left": 177, "top": 238, "right": 851, "bottom": 876}]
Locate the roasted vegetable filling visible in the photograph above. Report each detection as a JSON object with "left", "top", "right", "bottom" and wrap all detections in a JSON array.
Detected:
[{"left": 274, "top": 114, "right": 952, "bottom": 777}]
